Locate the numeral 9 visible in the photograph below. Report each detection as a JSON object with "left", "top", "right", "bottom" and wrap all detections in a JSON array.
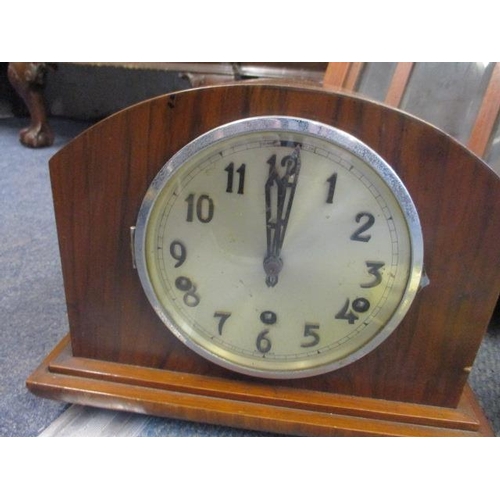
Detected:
[{"left": 170, "top": 240, "right": 187, "bottom": 267}]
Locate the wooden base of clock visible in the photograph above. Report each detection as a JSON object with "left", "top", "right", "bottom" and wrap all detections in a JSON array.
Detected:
[{"left": 28, "top": 335, "right": 492, "bottom": 437}]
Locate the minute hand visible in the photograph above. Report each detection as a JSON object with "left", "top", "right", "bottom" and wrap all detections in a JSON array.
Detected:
[
  {"left": 274, "top": 146, "right": 301, "bottom": 253},
  {"left": 264, "top": 146, "right": 301, "bottom": 287}
]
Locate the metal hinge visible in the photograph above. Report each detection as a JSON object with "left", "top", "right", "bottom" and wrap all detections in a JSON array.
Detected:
[{"left": 130, "top": 226, "right": 137, "bottom": 269}]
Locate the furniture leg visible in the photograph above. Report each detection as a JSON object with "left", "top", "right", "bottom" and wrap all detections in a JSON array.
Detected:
[{"left": 7, "top": 62, "right": 55, "bottom": 148}]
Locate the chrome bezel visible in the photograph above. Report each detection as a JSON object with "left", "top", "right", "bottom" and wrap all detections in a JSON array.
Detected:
[{"left": 134, "top": 116, "right": 424, "bottom": 379}]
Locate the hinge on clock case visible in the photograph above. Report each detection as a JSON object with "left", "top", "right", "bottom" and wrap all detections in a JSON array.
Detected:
[
  {"left": 130, "top": 226, "right": 137, "bottom": 269},
  {"left": 419, "top": 270, "right": 430, "bottom": 290}
]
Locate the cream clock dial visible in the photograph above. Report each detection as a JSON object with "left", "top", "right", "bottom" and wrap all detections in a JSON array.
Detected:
[{"left": 134, "top": 116, "right": 424, "bottom": 378}]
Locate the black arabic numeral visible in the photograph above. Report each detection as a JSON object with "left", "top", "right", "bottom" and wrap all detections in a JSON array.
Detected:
[
  {"left": 281, "top": 153, "right": 298, "bottom": 176},
  {"left": 175, "top": 276, "right": 200, "bottom": 307},
  {"left": 256, "top": 310, "right": 277, "bottom": 354},
  {"left": 224, "top": 163, "right": 234, "bottom": 193},
  {"left": 326, "top": 173, "right": 337, "bottom": 204},
  {"left": 256, "top": 330, "right": 272, "bottom": 354},
  {"left": 185, "top": 193, "right": 195, "bottom": 222},
  {"left": 335, "top": 297, "right": 371, "bottom": 324},
  {"left": 266, "top": 153, "right": 298, "bottom": 176},
  {"left": 350, "top": 212, "right": 375, "bottom": 242},
  {"left": 214, "top": 312, "right": 231, "bottom": 335},
  {"left": 335, "top": 299, "right": 359, "bottom": 324},
  {"left": 361, "top": 261, "right": 385, "bottom": 288},
  {"left": 301, "top": 323, "right": 320, "bottom": 348},
  {"left": 185, "top": 193, "right": 214, "bottom": 223},
  {"left": 225, "top": 163, "right": 246, "bottom": 194},
  {"left": 169, "top": 240, "right": 187, "bottom": 268},
  {"left": 267, "top": 154, "right": 277, "bottom": 170}
]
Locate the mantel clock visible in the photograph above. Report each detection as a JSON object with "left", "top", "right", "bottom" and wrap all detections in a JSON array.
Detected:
[{"left": 28, "top": 81, "right": 500, "bottom": 436}]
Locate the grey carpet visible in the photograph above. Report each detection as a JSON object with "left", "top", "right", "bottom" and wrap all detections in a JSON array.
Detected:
[{"left": 1, "top": 116, "right": 498, "bottom": 436}]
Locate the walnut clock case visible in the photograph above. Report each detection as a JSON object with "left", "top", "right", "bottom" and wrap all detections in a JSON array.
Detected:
[{"left": 28, "top": 81, "right": 500, "bottom": 436}]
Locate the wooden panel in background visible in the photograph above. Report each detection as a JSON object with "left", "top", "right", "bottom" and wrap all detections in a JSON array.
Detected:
[{"left": 468, "top": 62, "right": 500, "bottom": 156}]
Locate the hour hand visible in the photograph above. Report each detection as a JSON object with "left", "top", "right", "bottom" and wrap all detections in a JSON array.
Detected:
[{"left": 263, "top": 146, "right": 301, "bottom": 287}]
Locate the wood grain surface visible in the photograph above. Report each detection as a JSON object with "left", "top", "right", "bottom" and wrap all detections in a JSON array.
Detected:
[{"left": 47, "top": 81, "right": 500, "bottom": 410}]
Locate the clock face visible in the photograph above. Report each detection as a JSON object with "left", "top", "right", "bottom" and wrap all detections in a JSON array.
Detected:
[{"left": 134, "top": 116, "right": 423, "bottom": 378}]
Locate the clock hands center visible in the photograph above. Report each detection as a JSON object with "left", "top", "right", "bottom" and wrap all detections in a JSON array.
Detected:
[{"left": 263, "top": 146, "right": 302, "bottom": 287}]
